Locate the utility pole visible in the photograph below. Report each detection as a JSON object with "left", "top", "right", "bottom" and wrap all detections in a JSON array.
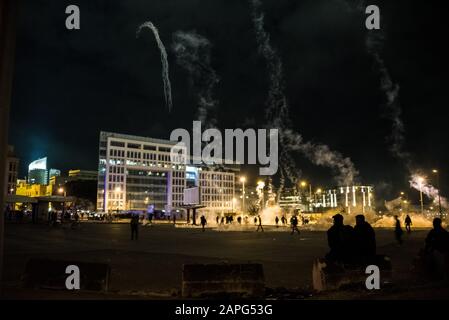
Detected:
[{"left": 0, "top": 0, "right": 19, "bottom": 293}]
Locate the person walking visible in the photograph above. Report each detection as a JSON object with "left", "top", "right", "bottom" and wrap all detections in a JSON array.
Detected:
[
  {"left": 130, "top": 214, "right": 139, "bottom": 240},
  {"left": 394, "top": 215, "right": 403, "bottom": 245},
  {"left": 290, "top": 215, "right": 300, "bottom": 235},
  {"left": 256, "top": 215, "right": 264, "bottom": 232},
  {"left": 405, "top": 215, "right": 412, "bottom": 234},
  {"left": 275, "top": 216, "right": 279, "bottom": 228}
]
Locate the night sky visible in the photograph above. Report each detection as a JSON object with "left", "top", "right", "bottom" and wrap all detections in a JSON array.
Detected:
[{"left": 9, "top": 0, "right": 449, "bottom": 201}]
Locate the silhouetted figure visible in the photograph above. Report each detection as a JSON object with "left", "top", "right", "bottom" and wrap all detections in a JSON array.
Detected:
[
  {"left": 221, "top": 216, "right": 225, "bottom": 224},
  {"left": 290, "top": 216, "right": 300, "bottom": 235},
  {"left": 254, "top": 217, "right": 258, "bottom": 225},
  {"left": 425, "top": 218, "right": 449, "bottom": 254},
  {"left": 275, "top": 216, "right": 279, "bottom": 227},
  {"left": 216, "top": 216, "right": 219, "bottom": 224},
  {"left": 326, "top": 214, "right": 354, "bottom": 263},
  {"left": 130, "top": 214, "right": 139, "bottom": 240},
  {"left": 354, "top": 215, "right": 376, "bottom": 263},
  {"left": 405, "top": 215, "right": 412, "bottom": 233},
  {"left": 394, "top": 215, "right": 403, "bottom": 245},
  {"left": 200, "top": 215, "right": 207, "bottom": 232},
  {"left": 237, "top": 216, "right": 242, "bottom": 224},
  {"left": 173, "top": 213, "right": 176, "bottom": 225},
  {"left": 256, "top": 215, "right": 264, "bottom": 232},
  {"left": 281, "top": 216, "right": 286, "bottom": 225}
]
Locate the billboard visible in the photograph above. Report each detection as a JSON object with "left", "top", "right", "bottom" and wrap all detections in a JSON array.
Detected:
[{"left": 183, "top": 187, "right": 200, "bottom": 205}]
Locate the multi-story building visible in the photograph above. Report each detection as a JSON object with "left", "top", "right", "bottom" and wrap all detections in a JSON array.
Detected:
[
  {"left": 68, "top": 169, "right": 98, "bottom": 181},
  {"left": 278, "top": 187, "right": 306, "bottom": 213},
  {"left": 319, "top": 185, "right": 375, "bottom": 213},
  {"left": 97, "top": 131, "right": 238, "bottom": 214},
  {"left": 16, "top": 179, "right": 52, "bottom": 197},
  {"left": 5, "top": 145, "right": 19, "bottom": 195},
  {"left": 28, "top": 157, "right": 48, "bottom": 185}
]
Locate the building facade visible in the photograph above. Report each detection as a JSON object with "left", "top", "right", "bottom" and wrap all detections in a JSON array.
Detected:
[
  {"left": 68, "top": 169, "right": 98, "bottom": 181},
  {"left": 320, "top": 185, "right": 375, "bottom": 213},
  {"left": 5, "top": 145, "right": 19, "bottom": 195},
  {"left": 28, "top": 157, "right": 48, "bottom": 185},
  {"left": 97, "top": 131, "right": 237, "bottom": 214}
]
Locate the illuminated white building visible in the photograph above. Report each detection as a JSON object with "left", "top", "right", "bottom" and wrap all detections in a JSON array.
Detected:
[
  {"left": 28, "top": 157, "right": 48, "bottom": 185},
  {"left": 97, "top": 131, "right": 237, "bottom": 214},
  {"left": 319, "top": 185, "right": 374, "bottom": 213}
]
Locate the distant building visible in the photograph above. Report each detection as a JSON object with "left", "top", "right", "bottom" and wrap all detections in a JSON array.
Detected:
[
  {"left": 320, "top": 185, "right": 375, "bottom": 213},
  {"left": 97, "top": 131, "right": 238, "bottom": 214},
  {"left": 278, "top": 187, "right": 305, "bottom": 213},
  {"left": 16, "top": 179, "right": 52, "bottom": 197},
  {"left": 68, "top": 169, "right": 98, "bottom": 181},
  {"left": 49, "top": 168, "right": 61, "bottom": 180},
  {"left": 5, "top": 145, "right": 19, "bottom": 195},
  {"left": 28, "top": 157, "right": 48, "bottom": 185}
]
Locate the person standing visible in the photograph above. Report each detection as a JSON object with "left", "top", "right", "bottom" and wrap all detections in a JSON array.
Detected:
[
  {"left": 256, "top": 215, "right": 264, "bottom": 232},
  {"left": 275, "top": 216, "right": 279, "bottom": 228},
  {"left": 405, "top": 215, "right": 412, "bottom": 233},
  {"left": 200, "top": 215, "right": 207, "bottom": 232},
  {"left": 394, "top": 215, "right": 403, "bottom": 245},
  {"left": 130, "top": 214, "right": 139, "bottom": 240},
  {"left": 173, "top": 212, "right": 177, "bottom": 225}
]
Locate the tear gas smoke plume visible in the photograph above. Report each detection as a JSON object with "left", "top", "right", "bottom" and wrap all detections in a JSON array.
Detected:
[
  {"left": 172, "top": 31, "right": 219, "bottom": 128},
  {"left": 250, "top": 0, "right": 358, "bottom": 186},
  {"left": 137, "top": 21, "right": 173, "bottom": 112}
]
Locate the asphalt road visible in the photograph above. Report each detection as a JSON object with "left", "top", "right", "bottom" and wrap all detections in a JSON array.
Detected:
[{"left": 3, "top": 222, "right": 428, "bottom": 295}]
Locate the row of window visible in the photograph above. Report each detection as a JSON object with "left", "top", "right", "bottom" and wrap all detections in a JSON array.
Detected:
[{"left": 200, "top": 181, "right": 233, "bottom": 188}]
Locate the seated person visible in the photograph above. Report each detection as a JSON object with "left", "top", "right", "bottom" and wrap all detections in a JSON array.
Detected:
[
  {"left": 326, "top": 214, "right": 354, "bottom": 264},
  {"left": 353, "top": 214, "right": 376, "bottom": 264}
]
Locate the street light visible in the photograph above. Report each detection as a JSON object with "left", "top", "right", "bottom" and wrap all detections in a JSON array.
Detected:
[
  {"left": 432, "top": 169, "right": 442, "bottom": 218},
  {"left": 58, "top": 187, "right": 66, "bottom": 218},
  {"left": 240, "top": 176, "right": 246, "bottom": 214},
  {"left": 300, "top": 180, "right": 313, "bottom": 211}
]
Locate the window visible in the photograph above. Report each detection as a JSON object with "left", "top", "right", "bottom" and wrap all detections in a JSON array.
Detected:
[
  {"left": 128, "top": 143, "right": 141, "bottom": 149},
  {"left": 144, "top": 145, "right": 156, "bottom": 151},
  {"left": 110, "top": 140, "right": 125, "bottom": 147},
  {"left": 159, "top": 147, "right": 171, "bottom": 153}
]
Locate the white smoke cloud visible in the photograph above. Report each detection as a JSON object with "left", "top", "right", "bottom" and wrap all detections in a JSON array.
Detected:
[
  {"left": 137, "top": 21, "right": 173, "bottom": 112},
  {"left": 409, "top": 173, "right": 448, "bottom": 209},
  {"left": 250, "top": 0, "right": 358, "bottom": 186},
  {"left": 171, "top": 30, "right": 219, "bottom": 128}
]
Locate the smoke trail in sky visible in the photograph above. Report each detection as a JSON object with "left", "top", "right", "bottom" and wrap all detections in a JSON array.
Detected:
[
  {"left": 410, "top": 174, "right": 448, "bottom": 209},
  {"left": 137, "top": 21, "right": 173, "bottom": 112},
  {"left": 250, "top": 0, "right": 358, "bottom": 186},
  {"left": 346, "top": 1, "right": 445, "bottom": 204},
  {"left": 364, "top": 25, "right": 412, "bottom": 169},
  {"left": 171, "top": 31, "right": 219, "bottom": 128}
]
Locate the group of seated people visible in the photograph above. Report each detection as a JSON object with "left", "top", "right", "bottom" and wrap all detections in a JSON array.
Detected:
[
  {"left": 325, "top": 213, "right": 449, "bottom": 270},
  {"left": 326, "top": 213, "right": 377, "bottom": 266}
]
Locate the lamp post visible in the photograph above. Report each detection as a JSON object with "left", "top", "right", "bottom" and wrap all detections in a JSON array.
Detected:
[
  {"left": 58, "top": 187, "right": 66, "bottom": 219},
  {"left": 433, "top": 169, "right": 442, "bottom": 218},
  {"left": 240, "top": 176, "right": 246, "bottom": 214}
]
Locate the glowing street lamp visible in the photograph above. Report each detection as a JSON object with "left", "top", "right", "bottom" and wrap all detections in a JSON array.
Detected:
[
  {"left": 240, "top": 176, "right": 246, "bottom": 214},
  {"left": 58, "top": 187, "right": 67, "bottom": 217}
]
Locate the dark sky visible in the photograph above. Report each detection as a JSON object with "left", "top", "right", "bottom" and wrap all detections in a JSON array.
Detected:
[{"left": 9, "top": 0, "right": 449, "bottom": 201}]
